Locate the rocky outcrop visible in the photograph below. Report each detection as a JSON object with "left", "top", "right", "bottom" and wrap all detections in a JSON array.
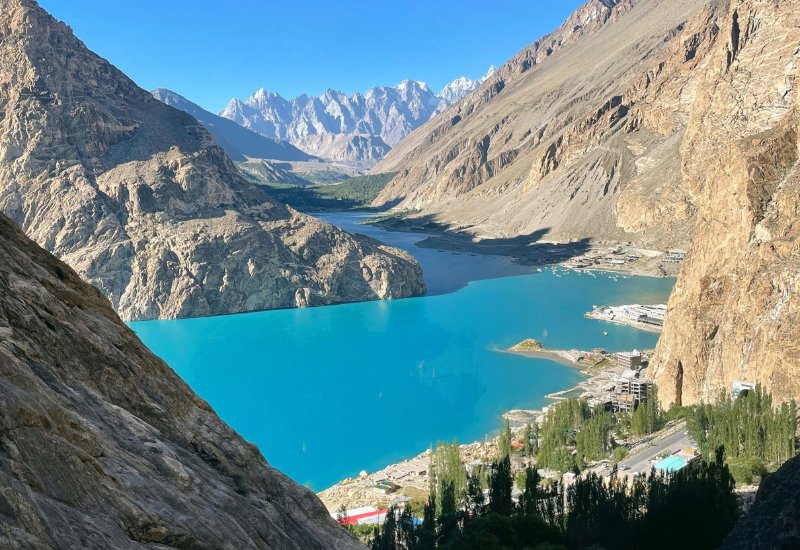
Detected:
[
  {"left": 650, "top": 0, "right": 800, "bottom": 406},
  {"left": 372, "top": 0, "right": 719, "bottom": 246},
  {"left": 0, "top": 0, "right": 425, "bottom": 321},
  {"left": 292, "top": 133, "right": 390, "bottom": 163},
  {"left": 0, "top": 212, "right": 365, "bottom": 548},
  {"left": 721, "top": 454, "right": 800, "bottom": 549}
]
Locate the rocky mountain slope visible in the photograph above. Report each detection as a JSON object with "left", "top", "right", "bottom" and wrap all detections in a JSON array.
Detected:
[
  {"left": 372, "top": 0, "right": 720, "bottom": 246},
  {"left": 220, "top": 70, "right": 494, "bottom": 163},
  {"left": 721, "top": 453, "right": 800, "bottom": 549},
  {"left": 0, "top": 0, "right": 425, "bottom": 322},
  {"left": 0, "top": 212, "right": 365, "bottom": 549},
  {"left": 151, "top": 88, "right": 314, "bottom": 162},
  {"left": 371, "top": 0, "right": 799, "bottom": 406},
  {"left": 649, "top": 0, "right": 800, "bottom": 406}
]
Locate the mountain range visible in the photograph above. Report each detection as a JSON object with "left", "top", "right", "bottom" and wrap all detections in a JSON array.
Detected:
[
  {"left": 371, "top": 0, "right": 800, "bottom": 407},
  {"left": 151, "top": 88, "right": 314, "bottom": 162},
  {"left": 0, "top": 0, "right": 424, "bottom": 322},
  {"left": 219, "top": 67, "right": 496, "bottom": 163}
]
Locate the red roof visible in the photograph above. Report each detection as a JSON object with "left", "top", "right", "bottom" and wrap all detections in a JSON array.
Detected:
[{"left": 338, "top": 509, "right": 388, "bottom": 525}]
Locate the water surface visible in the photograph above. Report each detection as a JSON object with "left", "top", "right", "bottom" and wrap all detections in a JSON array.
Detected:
[{"left": 131, "top": 213, "right": 674, "bottom": 489}]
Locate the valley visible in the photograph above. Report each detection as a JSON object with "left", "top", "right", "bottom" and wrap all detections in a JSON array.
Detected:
[
  {"left": 1, "top": 0, "right": 798, "bottom": 547},
  {"left": 130, "top": 212, "right": 673, "bottom": 490}
]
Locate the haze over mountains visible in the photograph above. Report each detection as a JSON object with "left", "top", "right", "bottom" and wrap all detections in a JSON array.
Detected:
[{"left": 219, "top": 67, "right": 496, "bottom": 163}]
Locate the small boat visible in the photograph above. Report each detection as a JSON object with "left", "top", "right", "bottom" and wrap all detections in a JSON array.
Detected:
[{"left": 602, "top": 331, "right": 609, "bottom": 336}]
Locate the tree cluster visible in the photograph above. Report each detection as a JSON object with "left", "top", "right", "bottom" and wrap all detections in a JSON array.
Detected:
[
  {"left": 688, "top": 384, "right": 797, "bottom": 482},
  {"left": 370, "top": 450, "right": 739, "bottom": 549}
]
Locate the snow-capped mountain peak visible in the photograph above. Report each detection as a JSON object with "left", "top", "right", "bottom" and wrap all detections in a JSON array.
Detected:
[
  {"left": 219, "top": 66, "right": 494, "bottom": 162},
  {"left": 437, "top": 65, "right": 498, "bottom": 104},
  {"left": 480, "top": 65, "right": 498, "bottom": 82}
]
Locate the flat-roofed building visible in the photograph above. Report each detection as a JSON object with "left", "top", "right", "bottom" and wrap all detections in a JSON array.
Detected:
[
  {"left": 612, "top": 371, "right": 652, "bottom": 413},
  {"left": 615, "top": 351, "right": 642, "bottom": 370}
]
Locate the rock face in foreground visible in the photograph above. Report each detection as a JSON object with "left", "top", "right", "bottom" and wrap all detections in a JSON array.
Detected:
[
  {"left": 721, "top": 454, "right": 800, "bottom": 549},
  {"left": 0, "top": 212, "right": 364, "bottom": 549},
  {"left": 650, "top": 0, "right": 800, "bottom": 406},
  {"left": 0, "top": 0, "right": 424, "bottom": 321}
]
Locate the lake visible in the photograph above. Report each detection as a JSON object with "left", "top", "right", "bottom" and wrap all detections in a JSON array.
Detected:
[{"left": 130, "top": 213, "right": 674, "bottom": 490}]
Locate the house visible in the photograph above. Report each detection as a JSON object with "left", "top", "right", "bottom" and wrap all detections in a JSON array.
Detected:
[
  {"left": 612, "top": 367, "right": 652, "bottom": 413},
  {"left": 373, "top": 480, "right": 400, "bottom": 495}
]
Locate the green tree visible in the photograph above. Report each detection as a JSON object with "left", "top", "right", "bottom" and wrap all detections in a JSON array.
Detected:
[
  {"left": 631, "top": 385, "right": 661, "bottom": 437},
  {"left": 576, "top": 410, "right": 613, "bottom": 463},
  {"left": 637, "top": 447, "right": 738, "bottom": 549},
  {"left": 611, "top": 446, "right": 629, "bottom": 464},
  {"left": 489, "top": 455, "right": 514, "bottom": 517},
  {"left": 688, "top": 384, "right": 797, "bottom": 476},
  {"left": 372, "top": 506, "right": 398, "bottom": 550},
  {"left": 536, "top": 398, "right": 591, "bottom": 472},
  {"left": 466, "top": 471, "right": 485, "bottom": 516},
  {"left": 431, "top": 441, "right": 468, "bottom": 517},
  {"left": 498, "top": 418, "right": 513, "bottom": 459},
  {"left": 517, "top": 465, "right": 541, "bottom": 517}
]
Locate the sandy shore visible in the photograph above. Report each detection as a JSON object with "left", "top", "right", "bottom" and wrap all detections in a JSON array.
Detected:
[
  {"left": 495, "top": 345, "right": 581, "bottom": 368},
  {"left": 318, "top": 440, "right": 501, "bottom": 512}
]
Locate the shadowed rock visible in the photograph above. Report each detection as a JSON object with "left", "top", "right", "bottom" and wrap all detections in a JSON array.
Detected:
[{"left": 0, "top": 211, "right": 365, "bottom": 548}]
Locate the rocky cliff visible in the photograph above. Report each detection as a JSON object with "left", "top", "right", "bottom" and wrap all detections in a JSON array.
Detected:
[
  {"left": 721, "top": 453, "right": 800, "bottom": 549},
  {"left": 373, "top": 0, "right": 720, "bottom": 246},
  {"left": 0, "top": 0, "right": 425, "bottom": 321},
  {"left": 0, "top": 212, "right": 364, "bottom": 548},
  {"left": 372, "top": 0, "right": 800, "bottom": 404},
  {"left": 649, "top": 0, "right": 800, "bottom": 406}
]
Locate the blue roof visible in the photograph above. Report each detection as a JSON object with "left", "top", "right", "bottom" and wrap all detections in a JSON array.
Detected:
[{"left": 654, "top": 455, "right": 688, "bottom": 473}]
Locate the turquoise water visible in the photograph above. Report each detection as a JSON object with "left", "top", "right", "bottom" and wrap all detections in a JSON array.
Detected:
[{"left": 130, "top": 213, "right": 674, "bottom": 490}]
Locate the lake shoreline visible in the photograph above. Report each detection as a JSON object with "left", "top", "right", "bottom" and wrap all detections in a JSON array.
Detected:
[
  {"left": 135, "top": 211, "right": 671, "bottom": 494},
  {"left": 584, "top": 309, "right": 663, "bottom": 334},
  {"left": 364, "top": 214, "right": 682, "bottom": 279},
  {"left": 318, "top": 342, "right": 647, "bottom": 512}
]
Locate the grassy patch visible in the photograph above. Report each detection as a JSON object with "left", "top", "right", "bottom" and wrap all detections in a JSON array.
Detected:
[
  {"left": 253, "top": 172, "right": 398, "bottom": 212},
  {"left": 509, "top": 339, "right": 545, "bottom": 352}
]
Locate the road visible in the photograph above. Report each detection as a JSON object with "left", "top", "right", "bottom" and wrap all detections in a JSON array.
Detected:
[
  {"left": 590, "top": 421, "right": 695, "bottom": 478},
  {"left": 620, "top": 428, "right": 693, "bottom": 475}
]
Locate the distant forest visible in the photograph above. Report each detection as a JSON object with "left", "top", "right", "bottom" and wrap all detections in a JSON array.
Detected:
[{"left": 256, "top": 173, "right": 398, "bottom": 212}]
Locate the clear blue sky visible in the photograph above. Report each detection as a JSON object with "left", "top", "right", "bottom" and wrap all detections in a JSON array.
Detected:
[{"left": 39, "top": 0, "right": 585, "bottom": 113}]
